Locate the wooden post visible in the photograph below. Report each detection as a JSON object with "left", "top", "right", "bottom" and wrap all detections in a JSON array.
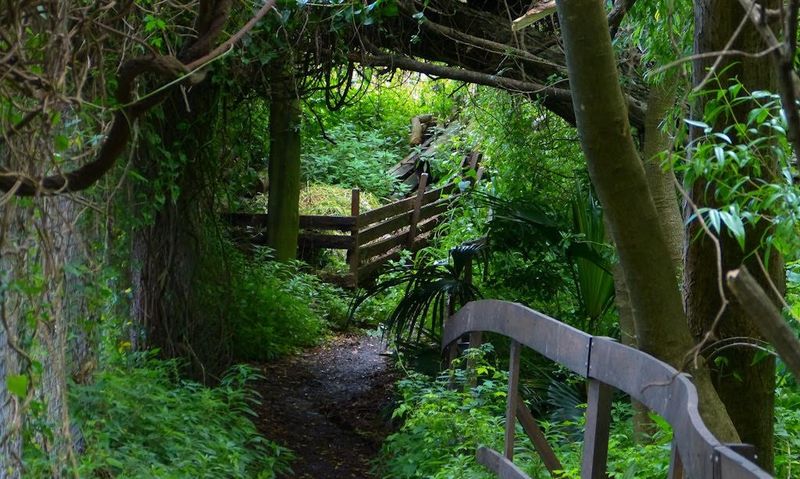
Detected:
[
  {"left": 581, "top": 378, "right": 613, "bottom": 479},
  {"left": 504, "top": 340, "right": 521, "bottom": 460},
  {"left": 408, "top": 173, "right": 429, "bottom": 248},
  {"left": 668, "top": 441, "right": 685, "bottom": 479},
  {"left": 349, "top": 188, "right": 360, "bottom": 288},
  {"left": 464, "top": 257, "right": 483, "bottom": 386},
  {"left": 516, "top": 395, "right": 564, "bottom": 477}
]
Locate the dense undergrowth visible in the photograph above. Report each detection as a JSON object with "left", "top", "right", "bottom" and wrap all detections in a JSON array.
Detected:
[
  {"left": 24, "top": 358, "right": 292, "bottom": 478},
  {"left": 378, "top": 346, "right": 800, "bottom": 479},
  {"left": 229, "top": 251, "right": 350, "bottom": 361}
]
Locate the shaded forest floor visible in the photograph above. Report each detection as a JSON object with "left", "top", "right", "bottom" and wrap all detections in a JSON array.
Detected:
[{"left": 254, "top": 333, "right": 398, "bottom": 478}]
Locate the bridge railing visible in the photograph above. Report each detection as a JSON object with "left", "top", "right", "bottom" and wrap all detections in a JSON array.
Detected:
[{"left": 442, "top": 299, "right": 772, "bottom": 479}]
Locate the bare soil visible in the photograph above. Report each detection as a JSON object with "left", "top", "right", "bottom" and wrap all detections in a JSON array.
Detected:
[{"left": 253, "top": 334, "right": 397, "bottom": 479}]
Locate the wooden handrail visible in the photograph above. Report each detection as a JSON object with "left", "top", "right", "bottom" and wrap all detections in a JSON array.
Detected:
[{"left": 442, "top": 300, "right": 773, "bottom": 479}]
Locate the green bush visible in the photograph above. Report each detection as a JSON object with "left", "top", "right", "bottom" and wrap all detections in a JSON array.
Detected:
[
  {"left": 302, "top": 123, "right": 406, "bottom": 198},
  {"left": 378, "top": 345, "right": 679, "bottom": 479},
  {"left": 63, "top": 358, "right": 292, "bottom": 478},
  {"left": 228, "top": 252, "right": 353, "bottom": 360}
]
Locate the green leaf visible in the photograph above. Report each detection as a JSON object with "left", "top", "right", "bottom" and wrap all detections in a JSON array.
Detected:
[
  {"left": 684, "top": 119, "right": 710, "bottom": 131},
  {"left": 54, "top": 135, "right": 69, "bottom": 152},
  {"left": 713, "top": 146, "right": 725, "bottom": 165},
  {"left": 720, "top": 208, "right": 746, "bottom": 249},
  {"left": 7, "top": 374, "right": 28, "bottom": 398}
]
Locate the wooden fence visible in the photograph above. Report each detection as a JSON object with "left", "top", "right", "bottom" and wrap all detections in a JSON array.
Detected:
[
  {"left": 226, "top": 168, "right": 483, "bottom": 287},
  {"left": 443, "top": 300, "right": 772, "bottom": 479}
]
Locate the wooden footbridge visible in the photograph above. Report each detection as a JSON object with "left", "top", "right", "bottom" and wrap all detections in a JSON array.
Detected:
[{"left": 444, "top": 300, "right": 772, "bottom": 479}]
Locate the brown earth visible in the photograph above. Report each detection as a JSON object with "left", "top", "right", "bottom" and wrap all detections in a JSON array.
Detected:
[{"left": 253, "top": 334, "right": 398, "bottom": 479}]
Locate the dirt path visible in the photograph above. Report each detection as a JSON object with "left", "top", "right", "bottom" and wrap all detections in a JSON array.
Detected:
[{"left": 254, "top": 334, "right": 397, "bottom": 479}]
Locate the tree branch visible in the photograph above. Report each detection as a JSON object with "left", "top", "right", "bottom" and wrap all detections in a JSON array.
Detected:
[
  {"left": 351, "top": 51, "right": 646, "bottom": 128},
  {"left": 727, "top": 266, "right": 800, "bottom": 383},
  {"left": 0, "top": 0, "right": 278, "bottom": 196}
]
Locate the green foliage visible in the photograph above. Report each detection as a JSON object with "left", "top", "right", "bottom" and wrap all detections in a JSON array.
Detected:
[
  {"left": 350, "top": 241, "right": 484, "bottom": 348},
  {"left": 302, "top": 123, "right": 405, "bottom": 198},
  {"left": 228, "top": 250, "right": 350, "bottom": 361},
  {"left": 623, "top": 0, "right": 692, "bottom": 82},
  {"left": 380, "top": 344, "right": 679, "bottom": 479},
  {"left": 775, "top": 385, "right": 800, "bottom": 477},
  {"left": 462, "top": 88, "right": 583, "bottom": 205},
  {"left": 378, "top": 345, "right": 516, "bottom": 479},
  {"left": 37, "top": 358, "right": 293, "bottom": 478},
  {"left": 384, "top": 342, "right": 800, "bottom": 478},
  {"left": 297, "top": 183, "right": 381, "bottom": 216},
  {"left": 301, "top": 76, "right": 467, "bottom": 198},
  {"left": 471, "top": 187, "right": 615, "bottom": 334},
  {"left": 677, "top": 81, "right": 799, "bottom": 256}
]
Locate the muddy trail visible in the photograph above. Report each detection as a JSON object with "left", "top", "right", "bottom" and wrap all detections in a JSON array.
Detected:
[{"left": 254, "top": 334, "right": 398, "bottom": 479}]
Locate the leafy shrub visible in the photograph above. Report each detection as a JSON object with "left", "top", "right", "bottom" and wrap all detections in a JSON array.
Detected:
[
  {"left": 378, "top": 346, "right": 511, "bottom": 479},
  {"left": 62, "top": 358, "right": 292, "bottom": 478},
  {"left": 230, "top": 257, "right": 322, "bottom": 360},
  {"left": 302, "top": 123, "right": 407, "bottom": 198},
  {"left": 379, "top": 345, "right": 687, "bottom": 479},
  {"left": 775, "top": 385, "right": 800, "bottom": 477},
  {"left": 228, "top": 251, "right": 353, "bottom": 360}
]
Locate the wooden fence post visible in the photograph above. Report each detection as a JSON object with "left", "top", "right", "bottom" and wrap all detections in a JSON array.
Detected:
[
  {"left": 408, "top": 173, "right": 429, "bottom": 248},
  {"left": 349, "top": 188, "right": 360, "bottom": 288}
]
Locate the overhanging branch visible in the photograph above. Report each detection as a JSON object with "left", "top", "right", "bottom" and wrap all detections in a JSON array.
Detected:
[{"left": 351, "top": 52, "right": 646, "bottom": 128}]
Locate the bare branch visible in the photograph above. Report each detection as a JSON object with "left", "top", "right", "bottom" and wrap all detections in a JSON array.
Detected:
[{"left": 727, "top": 266, "right": 800, "bottom": 383}]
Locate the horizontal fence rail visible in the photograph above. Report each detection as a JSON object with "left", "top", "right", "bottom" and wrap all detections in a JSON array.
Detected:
[
  {"left": 226, "top": 162, "right": 484, "bottom": 287},
  {"left": 442, "top": 300, "right": 773, "bottom": 479}
]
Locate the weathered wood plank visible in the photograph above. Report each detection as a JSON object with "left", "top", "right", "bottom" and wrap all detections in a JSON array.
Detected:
[
  {"left": 586, "top": 337, "right": 720, "bottom": 478},
  {"left": 717, "top": 445, "right": 772, "bottom": 479},
  {"left": 357, "top": 249, "right": 404, "bottom": 280},
  {"left": 416, "top": 214, "right": 441, "bottom": 236},
  {"left": 422, "top": 182, "right": 460, "bottom": 205},
  {"left": 580, "top": 378, "right": 612, "bottom": 479},
  {"left": 419, "top": 197, "right": 450, "bottom": 222},
  {"left": 360, "top": 231, "right": 409, "bottom": 262},
  {"left": 504, "top": 340, "right": 521, "bottom": 460},
  {"left": 477, "top": 447, "right": 533, "bottom": 479},
  {"left": 447, "top": 301, "right": 772, "bottom": 479},
  {"left": 409, "top": 173, "right": 429, "bottom": 246},
  {"left": 298, "top": 233, "right": 354, "bottom": 250},
  {"left": 442, "top": 300, "right": 592, "bottom": 376},
  {"left": 224, "top": 213, "right": 356, "bottom": 230},
  {"left": 358, "top": 211, "right": 412, "bottom": 245},
  {"left": 515, "top": 395, "right": 563, "bottom": 477},
  {"left": 349, "top": 189, "right": 361, "bottom": 288},
  {"left": 301, "top": 215, "right": 357, "bottom": 230},
  {"left": 359, "top": 197, "right": 415, "bottom": 227},
  {"left": 667, "top": 442, "right": 684, "bottom": 479}
]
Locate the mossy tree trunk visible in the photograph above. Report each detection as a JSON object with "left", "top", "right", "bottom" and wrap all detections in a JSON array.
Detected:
[
  {"left": 615, "top": 80, "right": 684, "bottom": 441},
  {"left": 267, "top": 68, "right": 301, "bottom": 261},
  {"left": 555, "top": 0, "right": 738, "bottom": 441}
]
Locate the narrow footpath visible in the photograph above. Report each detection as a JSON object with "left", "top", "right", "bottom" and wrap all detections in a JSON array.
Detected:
[{"left": 254, "top": 334, "right": 397, "bottom": 479}]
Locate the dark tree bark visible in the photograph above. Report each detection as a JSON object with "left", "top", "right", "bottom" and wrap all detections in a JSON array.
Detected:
[
  {"left": 687, "top": 0, "right": 784, "bottom": 470},
  {"left": 555, "top": 0, "right": 738, "bottom": 441}
]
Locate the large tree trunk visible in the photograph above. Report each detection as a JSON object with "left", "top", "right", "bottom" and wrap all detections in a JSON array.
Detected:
[
  {"left": 555, "top": 0, "right": 738, "bottom": 441},
  {"left": 266, "top": 68, "right": 302, "bottom": 261},
  {"left": 614, "top": 80, "right": 685, "bottom": 441},
  {"left": 130, "top": 79, "right": 232, "bottom": 380},
  {"left": 687, "top": 0, "right": 783, "bottom": 469}
]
